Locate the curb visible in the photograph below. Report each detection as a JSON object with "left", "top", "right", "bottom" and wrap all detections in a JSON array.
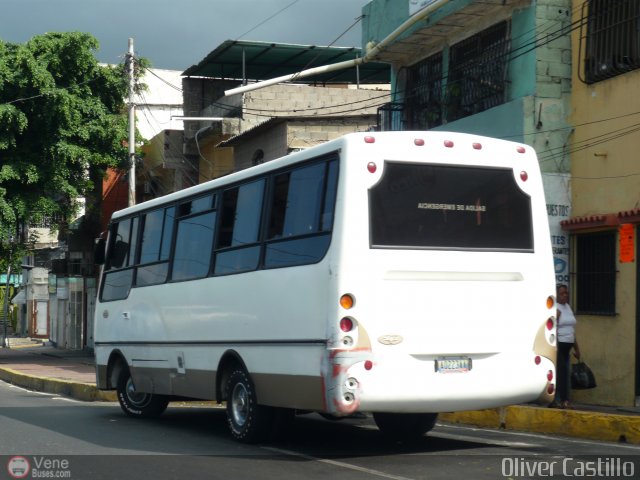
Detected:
[
  {"left": 440, "top": 405, "right": 640, "bottom": 445},
  {"left": 0, "top": 367, "right": 116, "bottom": 402}
]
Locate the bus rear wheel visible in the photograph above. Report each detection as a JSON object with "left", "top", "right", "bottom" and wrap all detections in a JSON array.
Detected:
[
  {"left": 116, "top": 368, "right": 169, "bottom": 418},
  {"left": 225, "top": 369, "right": 274, "bottom": 443},
  {"left": 373, "top": 412, "right": 438, "bottom": 440}
]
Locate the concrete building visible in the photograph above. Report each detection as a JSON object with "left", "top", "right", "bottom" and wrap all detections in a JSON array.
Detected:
[
  {"left": 180, "top": 40, "right": 390, "bottom": 178},
  {"left": 561, "top": 0, "right": 640, "bottom": 407}
]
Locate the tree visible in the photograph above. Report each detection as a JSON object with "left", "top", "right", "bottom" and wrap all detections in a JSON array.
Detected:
[{"left": 0, "top": 32, "right": 144, "bottom": 270}]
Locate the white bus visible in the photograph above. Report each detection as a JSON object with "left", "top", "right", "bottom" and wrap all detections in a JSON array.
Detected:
[{"left": 94, "top": 131, "right": 557, "bottom": 442}]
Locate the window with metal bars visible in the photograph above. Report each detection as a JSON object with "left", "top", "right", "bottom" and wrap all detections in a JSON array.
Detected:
[
  {"left": 406, "top": 52, "right": 443, "bottom": 129},
  {"left": 580, "top": 0, "right": 640, "bottom": 84},
  {"left": 446, "top": 21, "right": 511, "bottom": 122},
  {"left": 574, "top": 231, "right": 616, "bottom": 315},
  {"left": 378, "top": 21, "right": 511, "bottom": 132}
]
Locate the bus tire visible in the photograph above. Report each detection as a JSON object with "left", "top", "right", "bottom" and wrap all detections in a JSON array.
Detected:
[
  {"left": 116, "top": 368, "right": 169, "bottom": 418},
  {"left": 373, "top": 412, "right": 438, "bottom": 440},
  {"left": 226, "top": 369, "right": 274, "bottom": 443}
]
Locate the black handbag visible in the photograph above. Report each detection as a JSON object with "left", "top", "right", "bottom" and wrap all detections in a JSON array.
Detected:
[{"left": 571, "top": 361, "right": 597, "bottom": 389}]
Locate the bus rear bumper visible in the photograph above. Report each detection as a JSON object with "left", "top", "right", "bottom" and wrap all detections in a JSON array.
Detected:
[{"left": 324, "top": 351, "right": 555, "bottom": 415}]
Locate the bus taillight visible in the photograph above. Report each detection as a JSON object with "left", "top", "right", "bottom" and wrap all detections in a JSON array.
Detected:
[
  {"left": 535, "top": 356, "right": 541, "bottom": 365},
  {"left": 547, "top": 384, "right": 555, "bottom": 395},
  {"left": 340, "top": 317, "right": 354, "bottom": 332},
  {"left": 520, "top": 171, "right": 528, "bottom": 181},
  {"left": 547, "top": 370, "right": 554, "bottom": 381},
  {"left": 546, "top": 318, "right": 554, "bottom": 330},
  {"left": 367, "top": 162, "right": 377, "bottom": 173}
]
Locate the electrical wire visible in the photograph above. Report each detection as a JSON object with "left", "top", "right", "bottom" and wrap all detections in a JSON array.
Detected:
[{"left": 235, "top": 0, "right": 301, "bottom": 41}]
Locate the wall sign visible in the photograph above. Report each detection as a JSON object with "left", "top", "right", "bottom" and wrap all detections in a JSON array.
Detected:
[{"left": 619, "top": 223, "right": 635, "bottom": 263}]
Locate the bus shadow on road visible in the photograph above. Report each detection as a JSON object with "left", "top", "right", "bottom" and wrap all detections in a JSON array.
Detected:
[{"left": 155, "top": 407, "right": 493, "bottom": 457}]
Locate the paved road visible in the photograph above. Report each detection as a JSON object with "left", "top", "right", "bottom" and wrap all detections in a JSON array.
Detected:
[{"left": 1, "top": 380, "right": 639, "bottom": 480}]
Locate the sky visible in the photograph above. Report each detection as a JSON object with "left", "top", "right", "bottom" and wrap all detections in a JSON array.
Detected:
[{"left": 1, "top": 0, "right": 372, "bottom": 72}]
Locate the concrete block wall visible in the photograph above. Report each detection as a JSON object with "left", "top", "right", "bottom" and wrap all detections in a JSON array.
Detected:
[
  {"left": 241, "top": 84, "right": 387, "bottom": 131},
  {"left": 529, "top": 0, "right": 573, "bottom": 174},
  {"left": 182, "top": 78, "right": 241, "bottom": 140}
]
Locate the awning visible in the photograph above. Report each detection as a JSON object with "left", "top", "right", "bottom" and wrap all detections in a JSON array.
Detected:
[
  {"left": 182, "top": 40, "right": 391, "bottom": 84},
  {"left": 561, "top": 209, "right": 640, "bottom": 232}
]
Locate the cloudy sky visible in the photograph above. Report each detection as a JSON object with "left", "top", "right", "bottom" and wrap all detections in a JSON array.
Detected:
[{"left": 1, "top": 0, "right": 371, "bottom": 71}]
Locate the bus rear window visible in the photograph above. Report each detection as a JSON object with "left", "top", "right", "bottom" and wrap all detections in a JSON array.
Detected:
[{"left": 369, "top": 162, "right": 533, "bottom": 251}]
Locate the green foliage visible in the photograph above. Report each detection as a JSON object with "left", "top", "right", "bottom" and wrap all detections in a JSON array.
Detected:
[{"left": 0, "top": 32, "right": 147, "bottom": 256}]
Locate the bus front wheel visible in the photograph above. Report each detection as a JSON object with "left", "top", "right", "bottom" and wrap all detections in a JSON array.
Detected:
[
  {"left": 116, "top": 368, "right": 169, "bottom": 418},
  {"left": 226, "top": 369, "right": 274, "bottom": 443},
  {"left": 373, "top": 412, "right": 438, "bottom": 440}
]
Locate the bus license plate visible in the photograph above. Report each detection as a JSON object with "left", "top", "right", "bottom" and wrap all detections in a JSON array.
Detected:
[{"left": 435, "top": 357, "right": 471, "bottom": 373}]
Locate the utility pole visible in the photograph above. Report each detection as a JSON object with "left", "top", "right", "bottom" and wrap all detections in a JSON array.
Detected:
[
  {"left": 127, "top": 38, "right": 136, "bottom": 207},
  {"left": 2, "top": 235, "right": 13, "bottom": 349}
]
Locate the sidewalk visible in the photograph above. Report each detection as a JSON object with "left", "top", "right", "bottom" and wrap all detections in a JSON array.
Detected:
[
  {"left": 0, "top": 339, "right": 115, "bottom": 402},
  {"left": 1, "top": 339, "right": 639, "bottom": 444}
]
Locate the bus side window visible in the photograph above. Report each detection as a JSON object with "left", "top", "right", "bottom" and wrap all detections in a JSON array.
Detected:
[
  {"left": 214, "top": 180, "right": 264, "bottom": 275},
  {"left": 172, "top": 210, "right": 217, "bottom": 281},
  {"left": 106, "top": 219, "right": 132, "bottom": 270},
  {"left": 264, "top": 159, "right": 336, "bottom": 269},
  {"left": 101, "top": 218, "right": 136, "bottom": 302},
  {"left": 137, "top": 206, "right": 175, "bottom": 287}
]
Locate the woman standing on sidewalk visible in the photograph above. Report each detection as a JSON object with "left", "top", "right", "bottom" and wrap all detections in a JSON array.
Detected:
[{"left": 553, "top": 284, "right": 581, "bottom": 409}]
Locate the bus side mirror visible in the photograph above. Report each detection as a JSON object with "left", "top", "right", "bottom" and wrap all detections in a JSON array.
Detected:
[{"left": 94, "top": 238, "right": 106, "bottom": 265}]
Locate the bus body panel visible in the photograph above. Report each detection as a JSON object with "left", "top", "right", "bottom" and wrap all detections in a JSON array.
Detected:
[{"left": 94, "top": 131, "right": 556, "bottom": 417}]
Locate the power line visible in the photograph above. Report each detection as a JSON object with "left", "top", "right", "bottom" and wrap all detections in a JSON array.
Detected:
[{"left": 235, "top": 0, "right": 301, "bottom": 41}]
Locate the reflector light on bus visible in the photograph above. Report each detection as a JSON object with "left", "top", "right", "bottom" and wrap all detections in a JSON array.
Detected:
[
  {"left": 517, "top": 146, "right": 526, "bottom": 153},
  {"left": 340, "top": 317, "right": 354, "bottom": 332},
  {"left": 546, "top": 318, "right": 554, "bottom": 330},
  {"left": 547, "top": 296, "right": 555, "bottom": 309},
  {"left": 364, "top": 360, "right": 373, "bottom": 370},
  {"left": 547, "top": 384, "right": 555, "bottom": 395},
  {"left": 340, "top": 294, "right": 355, "bottom": 309},
  {"left": 472, "top": 143, "right": 482, "bottom": 150},
  {"left": 367, "top": 162, "right": 377, "bottom": 173},
  {"left": 364, "top": 136, "right": 376, "bottom": 144},
  {"left": 444, "top": 140, "right": 454, "bottom": 148},
  {"left": 547, "top": 370, "right": 554, "bottom": 381},
  {"left": 520, "top": 171, "right": 528, "bottom": 181},
  {"left": 414, "top": 138, "right": 425, "bottom": 146},
  {"left": 535, "top": 356, "right": 542, "bottom": 365}
]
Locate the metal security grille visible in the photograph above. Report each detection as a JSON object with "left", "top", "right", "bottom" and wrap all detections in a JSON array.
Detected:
[
  {"left": 446, "top": 21, "right": 511, "bottom": 122},
  {"left": 377, "top": 102, "right": 406, "bottom": 131},
  {"left": 406, "top": 52, "right": 443, "bottom": 129},
  {"left": 580, "top": 0, "right": 640, "bottom": 84},
  {"left": 574, "top": 231, "right": 616, "bottom": 315}
]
